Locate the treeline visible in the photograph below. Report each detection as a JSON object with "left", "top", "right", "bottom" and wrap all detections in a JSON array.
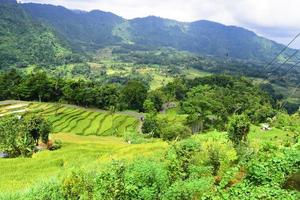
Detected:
[
  {"left": 114, "top": 47, "right": 300, "bottom": 87},
  {"left": 1, "top": 69, "right": 286, "bottom": 135},
  {"left": 0, "top": 69, "right": 148, "bottom": 111},
  {"left": 141, "top": 75, "right": 279, "bottom": 139}
]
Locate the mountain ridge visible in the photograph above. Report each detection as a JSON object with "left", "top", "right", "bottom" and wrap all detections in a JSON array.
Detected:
[
  {"left": 19, "top": 2, "right": 296, "bottom": 63},
  {"left": 0, "top": 0, "right": 298, "bottom": 67}
]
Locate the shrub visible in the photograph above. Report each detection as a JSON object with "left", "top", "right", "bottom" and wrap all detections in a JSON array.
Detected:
[
  {"left": 125, "top": 159, "right": 169, "bottom": 199},
  {"left": 49, "top": 139, "right": 62, "bottom": 150},
  {"left": 62, "top": 171, "right": 94, "bottom": 200},
  {"left": 246, "top": 149, "right": 300, "bottom": 186},
  {"left": 227, "top": 114, "right": 250, "bottom": 147},
  {"left": 0, "top": 116, "right": 35, "bottom": 157},
  {"left": 24, "top": 180, "right": 64, "bottom": 200},
  {"left": 206, "top": 146, "right": 221, "bottom": 176},
  {"left": 93, "top": 161, "right": 126, "bottom": 199},
  {"left": 162, "top": 178, "right": 214, "bottom": 200},
  {"left": 165, "top": 139, "right": 201, "bottom": 182},
  {"left": 123, "top": 131, "right": 150, "bottom": 144},
  {"left": 160, "top": 124, "right": 192, "bottom": 141}
]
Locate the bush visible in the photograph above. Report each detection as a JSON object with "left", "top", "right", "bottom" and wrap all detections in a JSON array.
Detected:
[
  {"left": 215, "top": 183, "right": 299, "bottom": 200},
  {"left": 227, "top": 114, "right": 250, "bottom": 147},
  {"left": 49, "top": 139, "right": 62, "bottom": 150},
  {"left": 246, "top": 149, "right": 300, "bottom": 186},
  {"left": 160, "top": 124, "right": 192, "bottom": 141},
  {"left": 123, "top": 131, "right": 150, "bottom": 144},
  {"left": 165, "top": 139, "right": 201, "bottom": 182},
  {"left": 0, "top": 116, "right": 35, "bottom": 157},
  {"left": 162, "top": 178, "right": 214, "bottom": 200},
  {"left": 125, "top": 159, "right": 169, "bottom": 199},
  {"left": 62, "top": 171, "right": 94, "bottom": 200},
  {"left": 142, "top": 114, "right": 161, "bottom": 137},
  {"left": 206, "top": 146, "right": 221, "bottom": 176},
  {"left": 93, "top": 161, "right": 126, "bottom": 199},
  {"left": 24, "top": 180, "right": 64, "bottom": 200}
]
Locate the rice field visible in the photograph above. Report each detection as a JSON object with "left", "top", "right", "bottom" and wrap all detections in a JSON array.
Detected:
[
  {"left": 0, "top": 101, "right": 140, "bottom": 136},
  {"left": 0, "top": 133, "right": 167, "bottom": 193},
  {"left": 0, "top": 101, "right": 167, "bottom": 193}
]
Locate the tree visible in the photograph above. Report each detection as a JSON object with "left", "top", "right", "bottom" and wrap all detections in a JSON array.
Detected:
[
  {"left": 39, "top": 120, "right": 52, "bottom": 144},
  {"left": 143, "top": 99, "right": 156, "bottom": 114},
  {"left": 142, "top": 113, "right": 161, "bottom": 137},
  {"left": 26, "top": 115, "right": 52, "bottom": 145},
  {"left": 147, "top": 90, "right": 165, "bottom": 112},
  {"left": 185, "top": 113, "right": 205, "bottom": 133},
  {"left": 23, "top": 70, "right": 55, "bottom": 102},
  {"left": 0, "top": 116, "right": 35, "bottom": 157},
  {"left": 160, "top": 124, "right": 192, "bottom": 141},
  {"left": 120, "top": 80, "right": 148, "bottom": 111},
  {"left": 227, "top": 114, "right": 250, "bottom": 147}
]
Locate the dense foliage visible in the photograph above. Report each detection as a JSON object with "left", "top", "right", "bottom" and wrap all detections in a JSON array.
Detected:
[
  {"left": 0, "top": 68, "right": 281, "bottom": 138},
  {"left": 0, "top": 1, "right": 77, "bottom": 69},
  {"left": 0, "top": 115, "right": 52, "bottom": 157},
  {"left": 0, "top": 69, "right": 147, "bottom": 111},
  {"left": 2, "top": 133, "right": 299, "bottom": 199}
]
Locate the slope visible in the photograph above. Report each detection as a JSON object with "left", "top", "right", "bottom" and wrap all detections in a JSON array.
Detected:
[
  {"left": 21, "top": 2, "right": 298, "bottom": 63},
  {"left": 0, "top": 0, "right": 73, "bottom": 69}
]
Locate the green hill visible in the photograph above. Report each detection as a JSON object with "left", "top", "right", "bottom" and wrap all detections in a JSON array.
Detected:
[
  {"left": 20, "top": 2, "right": 297, "bottom": 63},
  {"left": 0, "top": 0, "right": 73, "bottom": 69}
]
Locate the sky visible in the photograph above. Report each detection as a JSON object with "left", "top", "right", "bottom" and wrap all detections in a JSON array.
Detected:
[{"left": 20, "top": 0, "right": 300, "bottom": 48}]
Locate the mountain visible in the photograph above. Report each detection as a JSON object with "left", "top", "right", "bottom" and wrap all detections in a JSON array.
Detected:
[
  {"left": 0, "top": 0, "right": 74, "bottom": 69},
  {"left": 22, "top": 3, "right": 125, "bottom": 52},
  {"left": 20, "top": 3, "right": 297, "bottom": 63},
  {"left": 0, "top": 0, "right": 297, "bottom": 68}
]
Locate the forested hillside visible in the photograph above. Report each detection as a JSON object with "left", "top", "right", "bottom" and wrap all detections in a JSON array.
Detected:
[
  {"left": 20, "top": 2, "right": 298, "bottom": 62},
  {"left": 22, "top": 3, "right": 124, "bottom": 51},
  {"left": 0, "top": 0, "right": 75, "bottom": 69}
]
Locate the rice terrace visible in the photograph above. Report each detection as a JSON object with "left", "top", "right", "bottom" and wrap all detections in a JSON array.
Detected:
[{"left": 0, "top": 101, "right": 166, "bottom": 193}]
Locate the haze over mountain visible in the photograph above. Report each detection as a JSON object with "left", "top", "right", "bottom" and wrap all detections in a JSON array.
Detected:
[
  {"left": 0, "top": 0, "right": 298, "bottom": 68},
  {"left": 20, "top": 0, "right": 300, "bottom": 50}
]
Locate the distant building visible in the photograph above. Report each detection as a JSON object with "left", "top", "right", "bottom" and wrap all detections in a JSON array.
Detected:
[{"left": 261, "top": 123, "right": 271, "bottom": 131}]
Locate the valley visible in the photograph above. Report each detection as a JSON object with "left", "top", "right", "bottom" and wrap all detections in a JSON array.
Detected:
[{"left": 0, "top": 0, "right": 299, "bottom": 199}]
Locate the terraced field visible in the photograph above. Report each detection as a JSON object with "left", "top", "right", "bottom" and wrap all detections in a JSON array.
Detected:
[
  {"left": 0, "top": 101, "right": 140, "bottom": 136},
  {"left": 0, "top": 101, "right": 166, "bottom": 193}
]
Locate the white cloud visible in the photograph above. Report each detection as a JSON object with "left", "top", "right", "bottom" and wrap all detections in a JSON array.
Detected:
[{"left": 20, "top": 0, "right": 300, "bottom": 47}]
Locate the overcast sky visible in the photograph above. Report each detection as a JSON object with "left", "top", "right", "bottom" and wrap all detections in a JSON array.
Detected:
[{"left": 20, "top": 0, "right": 300, "bottom": 48}]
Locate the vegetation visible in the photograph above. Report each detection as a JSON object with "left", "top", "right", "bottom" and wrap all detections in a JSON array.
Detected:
[
  {"left": 0, "top": 1, "right": 300, "bottom": 199},
  {"left": 0, "top": 1, "right": 77, "bottom": 69},
  {"left": 20, "top": 2, "right": 299, "bottom": 63},
  {"left": 1, "top": 123, "right": 299, "bottom": 199},
  {"left": 0, "top": 115, "right": 51, "bottom": 157}
]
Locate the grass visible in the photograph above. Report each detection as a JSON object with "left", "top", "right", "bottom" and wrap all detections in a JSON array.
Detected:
[
  {"left": 0, "top": 101, "right": 297, "bottom": 194},
  {"left": 0, "top": 101, "right": 165, "bottom": 192},
  {"left": 0, "top": 133, "right": 167, "bottom": 193}
]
